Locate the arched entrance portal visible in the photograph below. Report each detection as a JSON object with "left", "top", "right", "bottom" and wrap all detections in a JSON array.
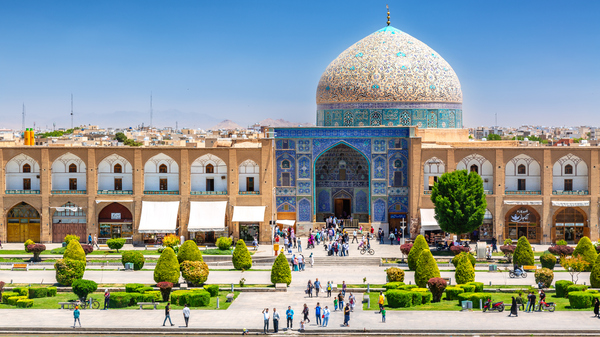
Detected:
[
  {"left": 98, "top": 203, "right": 133, "bottom": 242},
  {"left": 505, "top": 206, "right": 541, "bottom": 243},
  {"left": 552, "top": 207, "right": 588, "bottom": 244},
  {"left": 7, "top": 202, "right": 40, "bottom": 242},
  {"left": 315, "top": 143, "right": 369, "bottom": 224}
]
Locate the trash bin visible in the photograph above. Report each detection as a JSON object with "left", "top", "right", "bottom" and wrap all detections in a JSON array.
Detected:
[
  {"left": 461, "top": 300, "right": 473, "bottom": 311},
  {"left": 62, "top": 242, "right": 67, "bottom": 248},
  {"left": 489, "top": 264, "right": 497, "bottom": 271},
  {"left": 125, "top": 263, "right": 134, "bottom": 270}
]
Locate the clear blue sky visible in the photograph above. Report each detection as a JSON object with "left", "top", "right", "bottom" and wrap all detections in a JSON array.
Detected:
[{"left": 1, "top": 0, "right": 599, "bottom": 130}]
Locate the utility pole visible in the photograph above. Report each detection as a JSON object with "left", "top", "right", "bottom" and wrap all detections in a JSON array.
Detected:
[
  {"left": 22, "top": 103, "right": 25, "bottom": 131},
  {"left": 71, "top": 94, "right": 74, "bottom": 129},
  {"left": 150, "top": 92, "right": 153, "bottom": 129}
]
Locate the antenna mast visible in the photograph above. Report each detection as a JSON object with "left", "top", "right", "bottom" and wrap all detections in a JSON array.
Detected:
[
  {"left": 386, "top": 4, "right": 390, "bottom": 26},
  {"left": 150, "top": 92, "right": 153, "bottom": 129},
  {"left": 22, "top": 103, "right": 25, "bottom": 131},
  {"left": 71, "top": 94, "right": 74, "bottom": 129}
]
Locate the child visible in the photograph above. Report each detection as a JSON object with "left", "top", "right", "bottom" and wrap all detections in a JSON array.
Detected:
[
  {"left": 299, "top": 320, "right": 305, "bottom": 332},
  {"left": 381, "top": 308, "right": 386, "bottom": 323},
  {"left": 333, "top": 297, "right": 338, "bottom": 311}
]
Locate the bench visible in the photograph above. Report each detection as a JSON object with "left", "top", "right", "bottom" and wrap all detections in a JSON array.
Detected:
[
  {"left": 58, "top": 302, "right": 74, "bottom": 309},
  {"left": 137, "top": 302, "right": 159, "bottom": 310},
  {"left": 523, "top": 265, "right": 537, "bottom": 272},
  {"left": 11, "top": 264, "right": 28, "bottom": 271},
  {"left": 98, "top": 244, "right": 109, "bottom": 250},
  {"left": 145, "top": 244, "right": 160, "bottom": 250},
  {"left": 226, "top": 293, "right": 235, "bottom": 302}
]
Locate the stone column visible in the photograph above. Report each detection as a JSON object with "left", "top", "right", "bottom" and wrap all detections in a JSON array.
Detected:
[
  {"left": 541, "top": 149, "right": 553, "bottom": 244},
  {"left": 179, "top": 149, "right": 190, "bottom": 238},
  {"left": 41, "top": 149, "right": 51, "bottom": 243},
  {"left": 133, "top": 149, "right": 143, "bottom": 243}
]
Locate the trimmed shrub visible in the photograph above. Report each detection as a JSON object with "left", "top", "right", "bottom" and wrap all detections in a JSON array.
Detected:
[
  {"left": 500, "top": 245, "right": 516, "bottom": 263},
  {"left": 72, "top": 279, "right": 98, "bottom": 300},
  {"left": 568, "top": 291, "right": 595, "bottom": 309},
  {"left": 128, "top": 293, "right": 144, "bottom": 306},
  {"left": 63, "top": 240, "right": 86, "bottom": 265},
  {"left": 170, "top": 290, "right": 188, "bottom": 305},
  {"left": 555, "top": 280, "right": 574, "bottom": 298},
  {"left": 407, "top": 235, "right": 428, "bottom": 271},
  {"left": 178, "top": 240, "right": 204, "bottom": 265},
  {"left": 386, "top": 267, "right": 405, "bottom": 282},
  {"left": 106, "top": 238, "right": 126, "bottom": 252},
  {"left": 185, "top": 290, "right": 211, "bottom": 307},
  {"left": 28, "top": 287, "right": 48, "bottom": 299},
  {"left": 383, "top": 282, "right": 406, "bottom": 290},
  {"left": 534, "top": 268, "right": 554, "bottom": 288},
  {"left": 409, "top": 291, "right": 422, "bottom": 306},
  {"left": 591, "top": 254, "right": 600, "bottom": 288},
  {"left": 452, "top": 252, "right": 476, "bottom": 268},
  {"left": 450, "top": 245, "right": 470, "bottom": 255},
  {"left": 456, "top": 292, "right": 492, "bottom": 309},
  {"left": 540, "top": 251, "right": 556, "bottom": 270},
  {"left": 427, "top": 277, "right": 447, "bottom": 302},
  {"left": 13, "top": 287, "right": 28, "bottom": 297},
  {"left": 455, "top": 254, "right": 475, "bottom": 284},
  {"left": 81, "top": 244, "right": 94, "bottom": 255},
  {"left": 27, "top": 244, "right": 46, "bottom": 262},
  {"left": 573, "top": 236, "right": 597, "bottom": 271},
  {"left": 8, "top": 296, "right": 27, "bottom": 306},
  {"left": 458, "top": 284, "right": 476, "bottom": 293},
  {"left": 419, "top": 291, "right": 433, "bottom": 304},
  {"left": 54, "top": 259, "right": 85, "bottom": 286},
  {"left": 232, "top": 239, "right": 252, "bottom": 270},
  {"left": 137, "top": 286, "right": 154, "bottom": 293},
  {"left": 445, "top": 286, "right": 464, "bottom": 300},
  {"left": 204, "top": 284, "right": 219, "bottom": 297},
  {"left": 216, "top": 236, "right": 232, "bottom": 250},
  {"left": 144, "top": 290, "right": 162, "bottom": 302},
  {"left": 24, "top": 239, "right": 35, "bottom": 252},
  {"left": 513, "top": 236, "right": 534, "bottom": 266},
  {"left": 181, "top": 260, "right": 210, "bottom": 285},
  {"left": 122, "top": 251, "right": 145, "bottom": 271},
  {"left": 567, "top": 284, "right": 588, "bottom": 296},
  {"left": 2, "top": 292, "right": 19, "bottom": 304},
  {"left": 400, "top": 243, "right": 413, "bottom": 256},
  {"left": 549, "top": 245, "right": 574, "bottom": 257},
  {"left": 125, "top": 283, "right": 144, "bottom": 293},
  {"left": 398, "top": 284, "right": 418, "bottom": 291},
  {"left": 64, "top": 234, "right": 80, "bottom": 245},
  {"left": 47, "top": 287, "right": 57, "bottom": 297},
  {"left": 157, "top": 282, "right": 173, "bottom": 302},
  {"left": 153, "top": 247, "right": 180, "bottom": 284},
  {"left": 385, "top": 290, "right": 413, "bottom": 308},
  {"left": 0, "top": 281, "right": 4, "bottom": 293},
  {"left": 109, "top": 292, "right": 133, "bottom": 308},
  {"left": 16, "top": 299, "right": 34, "bottom": 308},
  {"left": 415, "top": 250, "right": 440, "bottom": 288},
  {"left": 162, "top": 234, "right": 180, "bottom": 248},
  {"left": 270, "top": 253, "right": 292, "bottom": 286},
  {"left": 503, "top": 239, "right": 513, "bottom": 245},
  {"left": 467, "top": 282, "right": 483, "bottom": 292}
]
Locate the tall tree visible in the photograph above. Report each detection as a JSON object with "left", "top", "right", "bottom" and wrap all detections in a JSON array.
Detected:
[{"left": 430, "top": 170, "right": 487, "bottom": 235}]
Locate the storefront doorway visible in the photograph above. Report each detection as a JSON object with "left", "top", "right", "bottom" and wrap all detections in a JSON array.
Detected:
[
  {"left": 97, "top": 202, "right": 133, "bottom": 243},
  {"left": 334, "top": 199, "right": 351, "bottom": 219},
  {"left": 388, "top": 213, "right": 408, "bottom": 239},
  {"left": 240, "top": 223, "right": 259, "bottom": 242},
  {"left": 552, "top": 207, "right": 588, "bottom": 244},
  {"left": 505, "top": 206, "right": 541, "bottom": 243},
  {"left": 52, "top": 202, "right": 86, "bottom": 243},
  {"left": 6, "top": 202, "right": 40, "bottom": 243}
]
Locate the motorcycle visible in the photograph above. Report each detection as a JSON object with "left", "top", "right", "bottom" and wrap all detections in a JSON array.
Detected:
[
  {"left": 536, "top": 300, "right": 556, "bottom": 312},
  {"left": 483, "top": 299, "right": 505, "bottom": 312},
  {"left": 436, "top": 242, "right": 449, "bottom": 251},
  {"left": 509, "top": 268, "right": 527, "bottom": 278}
]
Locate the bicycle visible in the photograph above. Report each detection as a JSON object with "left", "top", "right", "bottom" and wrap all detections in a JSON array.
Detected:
[
  {"left": 78, "top": 298, "right": 100, "bottom": 309},
  {"left": 359, "top": 246, "right": 374, "bottom": 255}
]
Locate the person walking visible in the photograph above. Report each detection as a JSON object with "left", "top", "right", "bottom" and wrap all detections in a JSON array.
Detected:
[
  {"left": 93, "top": 234, "right": 99, "bottom": 250},
  {"left": 262, "top": 308, "right": 270, "bottom": 334},
  {"left": 293, "top": 255, "right": 298, "bottom": 272},
  {"left": 307, "top": 280, "right": 313, "bottom": 298},
  {"left": 87, "top": 233, "right": 92, "bottom": 245},
  {"left": 297, "top": 237, "right": 302, "bottom": 252},
  {"left": 273, "top": 308, "right": 280, "bottom": 333},
  {"left": 378, "top": 291, "right": 385, "bottom": 313},
  {"left": 389, "top": 231, "right": 395, "bottom": 245},
  {"left": 314, "top": 302, "right": 322, "bottom": 326},
  {"left": 286, "top": 306, "right": 294, "bottom": 329},
  {"left": 343, "top": 303, "right": 351, "bottom": 327},
  {"left": 298, "top": 254, "right": 304, "bottom": 271},
  {"left": 326, "top": 281, "right": 332, "bottom": 298},
  {"left": 103, "top": 289, "right": 110, "bottom": 310},
  {"left": 381, "top": 307, "right": 386, "bottom": 323},
  {"left": 508, "top": 296, "right": 518, "bottom": 317},
  {"left": 594, "top": 298, "right": 600, "bottom": 318},
  {"left": 72, "top": 306, "right": 81, "bottom": 328},
  {"left": 338, "top": 291, "right": 344, "bottom": 311},
  {"left": 314, "top": 278, "right": 321, "bottom": 297},
  {"left": 302, "top": 303, "right": 310, "bottom": 323},
  {"left": 182, "top": 304, "right": 190, "bottom": 327},
  {"left": 342, "top": 281, "right": 347, "bottom": 296},
  {"left": 0, "top": 237, "right": 3, "bottom": 249},
  {"left": 378, "top": 228, "right": 384, "bottom": 244},
  {"left": 322, "top": 305, "right": 330, "bottom": 327},
  {"left": 309, "top": 253, "right": 314, "bottom": 268},
  {"left": 163, "top": 302, "right": 174, "bottom": 326},
  {"left": 352, "top": 230, "right": 358, "bottom": 243}
]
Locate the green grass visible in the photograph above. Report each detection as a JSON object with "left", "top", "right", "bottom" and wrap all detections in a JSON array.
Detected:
[
  {"left": 201, "top": 249, "right": 233, "bottom": 255},
  {"left": 337, "top": 284, "right": 385, "bottom": 289}
]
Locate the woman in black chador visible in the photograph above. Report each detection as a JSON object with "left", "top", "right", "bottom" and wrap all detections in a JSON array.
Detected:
[
  {"left": 593, "top": 298, "right": 599, "bottom": 317},
  {"left": 508, "top": 296, "right": 518, "bottom": 317}
]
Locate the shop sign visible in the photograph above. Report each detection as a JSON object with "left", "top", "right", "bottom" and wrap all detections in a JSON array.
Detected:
[
  {"left": 111, "top": 213, "right": 121, "bottom": 220},
  {"left": 390, "top": 214, "right": 407, "bottom": 219},
  {"left": 510, "top": 209, "right": 530, "bottom": 223}
]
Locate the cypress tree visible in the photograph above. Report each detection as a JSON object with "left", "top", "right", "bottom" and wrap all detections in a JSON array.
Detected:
[
  {"left": 455, "top": 254, "right": 475, "bottom": 284},
  {"left": 154, "top": 247, "right": 181, "bottom": 284},
  {"left": 408, "top": 235, "right": 429, "bottom": 271},
  {"left": 232, "top": 239, "right": 252, "bottom": 270},
  {"left": 270, "top": 253, "right": 292, "bottom": 285},
  {"left": 415, "top": 250, "right": 440, "bottom": 288},
  {"left": 513, "top": 236, "right": 535, "bottom": 266}
]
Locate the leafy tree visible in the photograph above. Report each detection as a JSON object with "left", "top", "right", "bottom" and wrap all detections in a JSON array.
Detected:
[
  {"left": 177, "top": 240, "right": 204, "bottom": 265},
  {"left": 72, "top": 279, "right": 98, "bottom": 300},
  {"left": 455, "top": 254, "right": 475, "bottom": 284},
  {"left": 154, "top": 247, "right": 180, "bottom": 284},
  {"left": 232, "top": 239, "right": 252, "bottom": 270},
  {"left": 513, "top": 236, "right": 534, "bottom": 266},
  {"left": 486, "top": 134, "right": 501, "bottom": 140},
  {"left": 573, "top": 236, "right": 597, "bottom": 271},
  {"left": 430, "top": 170, "right": 487, "bottom": 234},
  {"left": 63, "top": 240, "right": 86, "bottom": 265},
  {"left": 414, "top": 250, "right": 440, "bottom": 288},
  {"left": 114, "top": 132, "right": 143, "bottom": 146},
  {"left": 27, "top": 244, "right": 46, "bottom": 262},
  {"left": 162, "top": 234, "right": 180, "bottom": 248},
  {"left": 107, "top": 238, "right": 126, "bottom": 252},
  {"left": 407, "top": 235, "right": 428, "bottom": 271},
  {"left": 270, "top": 253, "right": 292, "bottom": 285},
  {"left": 561, "top": 255, "right": 590, "bottom": 284},
  {"left": 157, "top": 282, "right": 173, "bottom": 302},
  {"left": 534, "top": 268, "right": 554, "bottom": 288},
  {"left": 24, "top": 239, "right": 35, "bottom": 252}
]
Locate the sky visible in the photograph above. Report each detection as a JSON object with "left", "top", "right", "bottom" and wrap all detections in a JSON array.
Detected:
[{"left": 1, "top": 0, "right": 599, "bottom": 130}]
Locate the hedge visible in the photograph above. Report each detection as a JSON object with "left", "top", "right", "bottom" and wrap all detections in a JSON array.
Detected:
[
  {"left": 13, "top": 287, "right": 28, "bottom": 297},
  {"left": 566, "top": 284, "right": 588, "bottom": 296},
  {"left": 467, "top": 282, "right": 484, "bottom": 292},
  {"left": 154, "top": 247, "right": 180, "bottom": 284},
  {"left": 121, "top": 251, "right": 145, "bottom": 271},
  {"left": 415, "top": 250, "right": 440, "bottom": 288},
  {"left": 591, "top": 254, "right": 600, "bottom": 288},
  {"left": 455, "top": 254, "right": 475, "bottom": 284},
  {"left": 203, "top": 284, "right": 219, "bottom": 297},
  {"left": 568, "top": 291, "right": 596, "bottom": 309},
  {"left": 181, "top": 261, "right": 210, "bottom": 285},
  {"left": 407, "top": 235, "right": 428, "bottom": 271},
  {"left": 28, "top": 287, "right": 48, "bottom": 299},
  {"left": 170, "top": 290, "right": 188, "bottom": 306},
  {"left": 385, "top": 290, "right": 413, "bottom": 308},
  {"left": 2, "top": 292, "right": 20, "bottom": 304},
  {"left": 145, "top": 291, "right": 162, "bottom": 302},
  {"left": 54, "top": 259, "right": 85, "bottom": 286},
  {"left": 125, "top": 283, "right": 145, "bottom": 293},
  {"left": 16, "top": 299, "right": 34, "bottom": 308},
  {"left": 8, "top": 296, "right": 28, "bottom": 306},
  {"left": 270, "top": 252, "right": 292, "bottom": 285},
  {"left": 410, "top": 291, "right": 422, "bottom": 306},
  {"left": 410, "top": 288, "right": 433, "bottom": 304},
  {"left": 47, "top": 287, "right": 57, "bottom": 297},
  {"left": 456, "top": 292, "right": 492, "bottom": 309},
  {"left": 109, "top": 292, "right": 133, "bottom": 308},
  {"left": 383, "top": 282, "right": 406, "bottom": 290},
  {"left": 398, "top": 284, "right": 418, "bottom": 291},
  {"left": 170, "top": 290, "right": 211, "bottom": 307},
  {"left": 386, "top": 267, "right": 405, "bottom": 282},
  {"left": 573, "top": 236, "right": 597, "bottom": 272},
  {"left": 555, "top": 280, "right": 574, "bottom": 298},
  {"left": 445, "top": 287, "right": 464, "bottom": 300},
  {"left": 420, "top": 291, "right": 433, "bottom": 304},
  {"left": 177, "top": 240, "right": 204, "bottom": 264},
  {"left": 137, "top": 286, "right": 154, "bottom": 294},
  {"left": 540, "top": 251, "right": 557, "bottom": 270},
  {"left": 232, "top": 240, "right": 252, "bottom": 270},
  {"left": 458, "top": 284, "right": 476, "bottom": 293}
]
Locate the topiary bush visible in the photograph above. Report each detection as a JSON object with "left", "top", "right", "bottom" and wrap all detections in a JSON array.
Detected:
[
  {"left": 216, "top": 236, "right": 232, "bottom": 250},
  {"left": 232, "top": 239, "right": 252, "bottom": 270},
  {"left": 109, "top": 292, "right": 133, "bottom": 308},
  {"left": 591, "top": 254, "right": 600, "bottom": 288},
  {"left": 540, "top": 251, "right": 556, "bottom": 270},
  {"left": 170, "top": 290, "right": 188, "bottom": 305},
  {"left": 144, "top": 290, "right": 162, "bottom": 302},
  {"left": 125, "top": 283, "right": 144, "bottom": 293},
  {"left": 64, "top": 235, "right": 80, "bottom": 245},
  {"left": 2, "top": 292, "right": 19, "bottom": 304},
  {"left": 467, "top": 282, "right": 484, "bottom": 292},
  {"left": 452, "top": 252, "right": 475, "bottom": 267},
  {"left": 81, "top": 244, "right": 94, "bottom": 255},
  {"left": 568, "top": 291, "right": 595, "bottom": 308},
  {"left": 385, "top": 267, "right": 405, "bottom": 282},
  {"left": 549, "top": 245, "right": 574, "bottom": 257},
  {"left": 455, "top": 254, "right": 475, "bottom": 284},
  {"left": 398, "top": 284, "right": 418, "bottom": 291},
  {"left": 458, "top": 284, "right": 475, "bottom": 293},
  {"left": 136, "top": 286, "right": 154, "bottom": 293},
  {"left": 385, "top": 290, "right": 413, "bottom": 308},
  {"left": 121, "top": 251, "right": 145, "bottom": 270},
  {"left": 24, "top": 239, "right": 35, "bottom": 252},
  {"left": 415, "top": 250, "right": 440, "bottom": 288},
  {"left": 178, "top": 240, "right": 204, "bottom": 265},
  {"left": 181, "top": 260, "right": 210, "bottom": 285},
  {"left": 28, "top": 287, "right": 48, "bottom": 299},
  {"left": 203, "top": 284, "right": 219, "bottom": 297},
  {"left": 450, "top": 245, "right": 470, "bottom": 255},
  {"left": 106, "top": 238, "right": 126, "bottom": 252},
  {"left": 427, "top": 277, "right": 447, "bottom": 302},
  {"left": 456, "top": 292, "right": 492, "bottom": 309},
  {"left": 400, "top": 243, "right": 413, "bottom": 256},
  {"left": 534, "top": 268, "right": 554, "bottom": 288},
  {"left": 499, "top": 245, "right": 516, "bottom": 263},
  {"left": 184, "top": 290, "right": 211, "bottom": 307},
  {"left": 383, "top": 282, "right": 406, "bottom": 290},
  {"left": 513, "top": 236, "right": 534, "bottom": 266},
  {"left": 407, "top": 235, "right": 428, "bottom": 271},
  {"left": 8, "top": 296, "right": 28, "bottom": 306},
  {"left": 13, "top": 287, "right": 28, "bottom": 297},
  {"left": 47, "top": 287, "right": 57, "bottom": 297},
  {"left": 16, "top": 299, "right": 33, "bottom": 308},
  {"left": 503, "top": 239, "right": 513, "bottom": 245},
  {"left": 63, "top": 240, "right": 86, "bottom": 265},
  {"left": 54, "top": 259, "right": 85, "bottom": 286},
  {"left": 157, "top": 282, "right": 173, "bottom": 302},
  {"left": 24, "top": 243, "right": 44, "bottom": 262},
  {"left": 409, "top": 291, "right": 422, "bottom": 306},
  {"left": 567, "top": 284, "right": 588, "bottom": 296},
  {"left": 154, "top": 247, "right": 181, "bottom": 284},
  {"left": 555, "top": 280, "right": 574, "bottom": 298},
  {"left": 270, "top": 252, "right": 291, "bottom": 285},
  {"left": 72, "top": 279, "right": 98, "bottom": 300},
  {"left": 573, "top": 236, "right": 597, "bottom": 271},
  {"left": 419, "top": 291, "right": 433, "bottom": 304},
  {"left": 445, "top": 286, "right": 464, "bottom": 300}
]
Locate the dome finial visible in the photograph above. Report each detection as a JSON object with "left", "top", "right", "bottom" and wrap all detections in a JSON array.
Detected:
[{"left": 386, "top": 4, "right": 390, "bottom": 26}]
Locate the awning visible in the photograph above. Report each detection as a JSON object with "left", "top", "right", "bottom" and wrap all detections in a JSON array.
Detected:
[
  {"left": 276, "top": 220, "right": 295, "bottom": 226},
  {"left": 504, "top": 200, "right": 542, "bottom": 206},
  {"left": 420, "top": 209, "right": 440, "bottom": 231},
  {"left": 188, "top": 201, "right": 227, "bottom": 232},
  {"left": 138, "top": 201, "right": 179, "bottom": 233},
  {"left": 95, "top": 200, "right": 134, "bottom": 203},
  {"left": 232, "top": 206, "right": 266, "bottom": 222},
  {"left": 552, "top": 201, "right": 589, "bottom": 207}
]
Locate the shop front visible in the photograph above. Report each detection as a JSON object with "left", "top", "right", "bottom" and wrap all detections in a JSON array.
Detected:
[
  {"left": 479, "top": 210, "right": 494, "bottom": 241},
  {"left": 188, "top": 201, "right": 227, "bottom": 245},
  {"left": 232, "top": 206, "right": 266, "bottom": 243},
  {"left": 552, "top": 206, "right": 589, "bottom": 244},
  {"left": 52, "top": 202, "right": 86, "bottom": 243},
  {"left": 6, "top": 202, "right": 40, "bottom": 243},
  {"left": 97, "top": 202, "right": 133, "bottom": 242},
  {"left": 504, "top": 206, "right": 541, "bottom": 243},
  {"left": 419, "top": 209, "right": 440, "bottom": 244},
  {"left": 138, "top": 201, "right": 179, "bottom": 245}
]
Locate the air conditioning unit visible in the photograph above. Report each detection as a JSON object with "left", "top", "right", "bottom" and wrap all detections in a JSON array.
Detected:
[
  {"left": 36, "top": 175, "right": 40, "bottom": 179},
  {"left": 221, "top": 176, "right": 226, "bottom": 179},
  {"left": 484, "top": 178, "right": 489, "bottom": 182}
]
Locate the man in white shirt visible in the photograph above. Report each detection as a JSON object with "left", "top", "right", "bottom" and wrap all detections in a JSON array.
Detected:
[
  {"left": 182, "top": 304, "right": 190, "bottom": 327},
  {"left": 352, "top": 230, "right": 358, "bottom": 243},
  {"left": 262, "top": 308, "right": 270, "bottom": 333}
]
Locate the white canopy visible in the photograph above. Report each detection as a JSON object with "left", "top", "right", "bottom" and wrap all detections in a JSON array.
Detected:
[
  {"left": 552, "top": 200, "right": 589, "bottom": 207},
  {"left": 188, "top": 201, "right": 227, "bottom": 232},
  {"left": 232, "top": 206, "right": 266, "bottom": 222},
  {"left": 420, "top": 208, "right": 441, "bottom": 232},
  {"left": 276, "top": 220, "right": 295, "bottom": 226},
  {"left": 138, "top": 201, "right": 179, "bottom": 233}
]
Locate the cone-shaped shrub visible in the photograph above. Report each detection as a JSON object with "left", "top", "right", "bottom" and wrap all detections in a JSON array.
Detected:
[
  {"left": 63, "top": 240, "right": 86, "bottom": 265},
  {"left": 455, "top": 254, "right": 475, "bottom": 284},
  {"left": 408, "top": 235, "right": 429, "bottom": 271},
  {"left": 232, "top": 239, "right": 252, "bottom": 270},
  {"left": 452, "top": 252, "right": 475, "bottom": 267},
  {"left": 270, "top": 253, "right": 292, "bottom": 285},
  {"left": 590, "top": 254, "right": 600, "bottom": 288},
  {"left": 154, "top": 247, "right": 180, "bottom": 284},
  {"left": 54, "top": 259, "right": 85, "bottom": 286},
  {"left": 513, "top": 236, "right": 534, "bottom": 266},
  {"left": 415, "top": 250, "right": 440, "bottom": 288},
  {"left": 540, "top": 251, "right": 556, "bottom": 270},
  {"left": 178, "top": 240, "right": 204, "bottom": 265},
  {"left": 181, "top": 260, "right": 209, "bottom": 285},
  {"left": 573, "top": 236, "right": 597, "bottom": 272}
]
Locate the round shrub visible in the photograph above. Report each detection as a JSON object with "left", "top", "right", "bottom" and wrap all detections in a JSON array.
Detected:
[
  {"left": 63, "top": 240, "right": 86, "bottom": 265},
  {"left": 385, "top": 290, "right": 413, "bottom": 308},
  {"left": 549, "top": 245, "right": 574, "bottom": 257},
  {"left": 573, "top": 236, "right": 597, "bottom": 271},
  {"left": 203, "top": 284, "right": 219, "bottom": 297},
  {"left": 12, "top": 287, "right": 28, "bottom": 296},
  {"left": 16, "top": 299, "right": 33, "bottom": 308},
  {"left": 81, "top": 244, "right": 94, "bottom": 255},
  {"left": 452, "top": 252, "right": 475, "bottom": 267},
  {"left": 383, "top": 282, "right": 406, "bottom": 290},
  {"left": 415, "top": 250, "right": 440, "bottom": 288},
  {"left": 540, "top": 251, "right": 556, "bottom": 270},
  {"left": 467, "top": 282, "right": 484, "bottom": 292},
  {"left": 54, "top": 258, "right": 85, "bottom": 286},
  {"left": 109, "top": 292, "right": 133, "bottom": 308},
  {"left": 64, "top": 235, "right": 80, "bottom": 245},
  {"left": 555, "top": 280, "right": 574, "bottom": 298},
  {"left": 400, "top": 243, "right": 413, "bottom": 256},
  {"left": 534, "top": 268, "right": 554, "bottom": 288},
  {"left": 567, "top": 284, "right": 588, "bottom": 296},
  {"left": 270, "top": 252, "right": 292, "bottom": 286},
  {"left": 455, "top": 254, "right": 475, "bottom": 284},
  {"left": 162, "top": 234, "right": 180, "bottom": 248},
  {"left": 450, "top": 245, "right": 470, "bottom": 255},
  {"left": 591, "top": 254, "right": 600, "bottom": 288},
  {"left": 568, "top": 291, "right": 595, "bottom": 308},
  {"left": 513, "top": 236, "right": 534, "bottom": 266},
  {"left": 216, "top": 236, "right": 232, "bottom": 250},
  {"left": 28, "top": 287, "right": 48, "bottom": 299},
  {"left": 178, "top": 240, "right": 204, "bottom": 265},
  {"left": 232, "top": 239, "right": 252, "bottom": 270},
  {"left": 445, "top": 286, "right": 464, "bottom": 300},
  {"left": 125, "top": 283, "right": 144, "bottom": 293},
  {"left": 153, "top": 247, "right": 180, "bottom": 284},
  {"left": 456, "top": 292, "right": 492, "bottom": 309},
  {"left": 386, "top": 267, "right": 405, "bottom": 282},
  {"left": 106, "top": 238, "right": 126, "bottom": 252},
  {"left": 181, "top": 260, "right": 210, "bottom": 285},
  {"left": 427, "top": 277, "right": 447, "bottom": 302},
  {"left": 408, "top": 235, "right": 428, "bottom": 271},
  {"left": 458, "top": 284, "right": 476, "bottom": 293},
  {"left": 23, "top": 239, "right": 35, "bottom": 252},
  {"left": 122, "top": 251, "right": 146, "bottom": 270},
  {"left": 72, "top": 279, "right": 98, "bottom": 300}
]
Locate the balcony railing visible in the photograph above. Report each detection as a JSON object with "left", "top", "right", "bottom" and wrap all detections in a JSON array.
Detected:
[
  {"left": 484, "top": 190, "right": 493, "bottom": 195},
  {"left": 51, "top": 190, "right": 87, "bottom": 194},
  {"left": 191, "top": 191, "right": 228, "bottom": 195},
  {"left": 143, "top": 190, "right": 179, "bottom": 195},
  {"left": 423, "top": 190, "right": 432, "bottom": 195},
  {"left": 239, "top": 191, "right": 260, "bottom": 195},
  {"left": 98, "top": 190, "right": 133, "bottom": 195},
  {"left": 5, "top": 190, "right": 40, "bottom": 194},
  {"left": 505, "top": 190, "right": 542, "bottom": 195},
  {"left": 553, "top": 190, "right": 589, "bottom": 195}
]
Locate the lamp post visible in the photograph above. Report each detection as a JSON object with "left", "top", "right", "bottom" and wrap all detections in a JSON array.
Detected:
[{"left": 400, "top": 217, "right": 407, "bottom": 245}]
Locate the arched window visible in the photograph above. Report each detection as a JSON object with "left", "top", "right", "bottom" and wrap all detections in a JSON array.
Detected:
[
  {"left": 159, "top": 164, "right": 168, "bottom": 173},
  {"left": 22, "top": 164, "right": 31, "bottom": 173},
  {"left": 394, "top": 159, "right": 402, "bottom": 168},
  {"left": 517, "top": 164, "right": 526, "bottom": 175},
  {"left": 281, "top": 160, "right": 290, "bottom": 169},
  {"left": 114, "top": 163, "right": 122, "bottom": 173},
  {"left": 206, "top": 164, "right": 214, "bottom": 174},
  {"left": 69, "top": 163, "right": 77, "bottom": 173},
  {"left": 564, "top": 164, "right": 573, "bottom": 175},
  {"left": 470, "top": 164, "right": 478, "bottom": 174}
]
